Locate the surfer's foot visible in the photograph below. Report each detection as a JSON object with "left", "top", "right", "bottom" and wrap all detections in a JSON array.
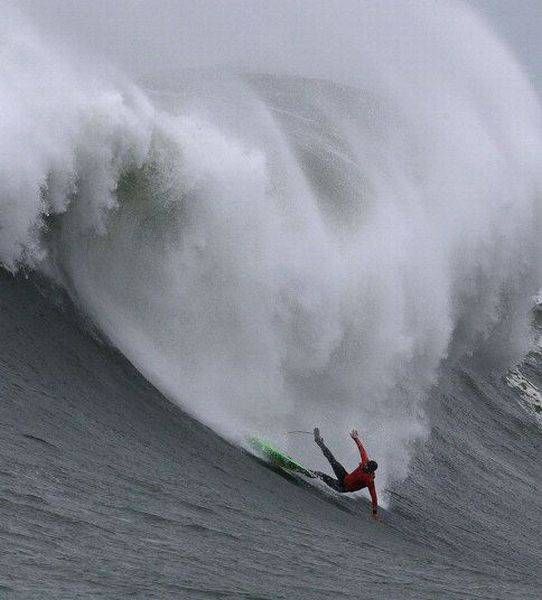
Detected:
[{"left": 313, "top": 427, "right": 323, "bottom": 445}]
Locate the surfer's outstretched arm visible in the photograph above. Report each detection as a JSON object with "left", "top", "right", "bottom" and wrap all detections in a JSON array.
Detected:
[
  {"left": 368, "top": 481, "right": 378, "bottom": 517},
  {"left": 350, "top": 429, "right": 369, "bottom": 466}
]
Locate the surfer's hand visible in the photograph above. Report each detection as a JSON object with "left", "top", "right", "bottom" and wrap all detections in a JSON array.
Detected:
[
  {"left": 350, "top": 429, "right": 359, "bottom": 440},
  {"left": 371, "top": 512, "right": 381, "bottom": 522}
]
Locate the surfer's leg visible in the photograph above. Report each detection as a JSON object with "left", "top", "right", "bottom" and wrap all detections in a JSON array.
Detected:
[
  {"left": 314, "top": 432, "right": 347, "bottom": 482},
  {"left": 314, "top": 471, "right": 344, "bottom": 492}
]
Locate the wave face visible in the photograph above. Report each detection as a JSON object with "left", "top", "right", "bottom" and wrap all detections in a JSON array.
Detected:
[
  {"left": 1, "top": 1, "right": 541, "bottom": 496},
  {"left": 1, "top": 271, "right": 540, "bottom": 598}
]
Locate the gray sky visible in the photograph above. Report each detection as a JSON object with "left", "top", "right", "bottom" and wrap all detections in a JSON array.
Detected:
[
  {"left": 469, "top": 0, "right": 542, "bottom": 84},
  {"left": 9, "top": 1, "right": 542, "bottom": 88}
]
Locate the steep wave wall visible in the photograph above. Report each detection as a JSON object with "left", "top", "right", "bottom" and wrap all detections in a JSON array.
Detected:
[{"left": 1, "top": 1, "right": 541, "bottom": 494}]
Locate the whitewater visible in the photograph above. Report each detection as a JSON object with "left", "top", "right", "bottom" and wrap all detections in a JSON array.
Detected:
[{"left": 0, "top": 1, "right": 541, "bottom": 598}]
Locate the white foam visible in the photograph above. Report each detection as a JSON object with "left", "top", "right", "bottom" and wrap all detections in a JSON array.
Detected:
[{"left": 1, "top": 2, "right": 541, "bottom": 495}]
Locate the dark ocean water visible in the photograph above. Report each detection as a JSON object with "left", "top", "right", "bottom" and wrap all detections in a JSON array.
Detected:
[{"left": 0, "top": 271, "right": 540, "bottom": 599}]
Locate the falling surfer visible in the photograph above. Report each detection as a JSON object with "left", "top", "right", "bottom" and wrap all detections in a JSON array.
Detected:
[{"left": 313, "top": 427, "right": 379, "bottom": 519}]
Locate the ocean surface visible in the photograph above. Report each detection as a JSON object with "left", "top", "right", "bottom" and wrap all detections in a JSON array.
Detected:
[
  {"left": 1, "top": 1, "right": 542, "bottom": 597},
  {"left": 0, "top": 268, "right": 540, "bottom": 599}
]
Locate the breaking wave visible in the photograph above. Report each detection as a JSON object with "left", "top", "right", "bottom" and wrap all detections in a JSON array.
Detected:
[{"left": 1, "top": 1, "right": 541, "bottom": 492}]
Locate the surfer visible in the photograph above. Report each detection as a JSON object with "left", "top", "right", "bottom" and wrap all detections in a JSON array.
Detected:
[{"left": 313, "top": 427, "right": 379, "bottom": 519}]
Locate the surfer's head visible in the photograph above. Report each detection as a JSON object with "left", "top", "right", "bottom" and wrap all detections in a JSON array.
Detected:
[{"left": 364, "top": 460, "right": 378, "bottom": 474}]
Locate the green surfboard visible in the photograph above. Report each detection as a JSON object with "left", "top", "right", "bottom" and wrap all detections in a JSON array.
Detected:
[{"left": 248, "top": 436, "right": 314, "bottom": 478}]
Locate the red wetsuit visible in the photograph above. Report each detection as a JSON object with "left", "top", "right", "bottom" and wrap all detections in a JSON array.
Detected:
[{"left": 343, "top": 438, "right": 378, "bottom": 513}]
